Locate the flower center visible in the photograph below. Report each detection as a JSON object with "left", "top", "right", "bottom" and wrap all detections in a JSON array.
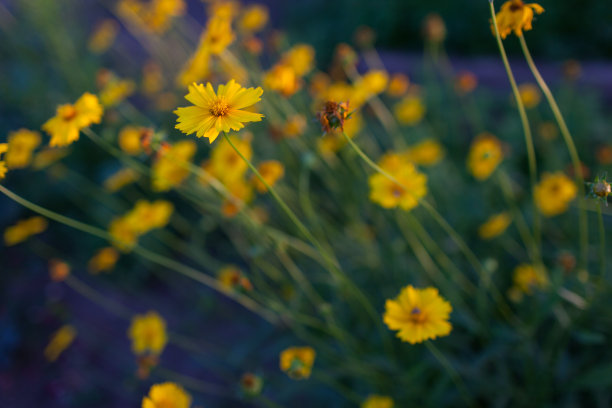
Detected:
[
  {"left": 509, "top": 1, "right": 524, "bottom": 11},
  {"left": 59, "top": 105, "right": 77, "bottom": 121},
  {"left": 409, "top": 307, "right": 426, "bottom": 324},
  {"left": 209, "top": 98, "right": 230, "bottom": 117},
  {"left": 391, "top": 184, "right": 404, "bottom": 198}
]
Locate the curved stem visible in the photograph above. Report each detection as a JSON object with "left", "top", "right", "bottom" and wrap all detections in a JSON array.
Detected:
[
  {"left": 518, "top": 34, "right": 588, "bottom": 271},
  {"left": 489, "top": 1, "right": 540, "bottom": 251}
]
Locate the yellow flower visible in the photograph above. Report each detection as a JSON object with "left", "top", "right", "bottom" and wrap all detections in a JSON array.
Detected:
[
  {"left": 239, "top": 4, "right": 269, "bottom": 33},
  {"left": 455, "top": 71, "right": 478, "bottom": 94},
  {"left": 109, "top": 217, "right": 140, "bottom": 251},
  {"left": 152, "top": 140, "right": 197, "bottom": 191},
  {"left": 4, "top": 216, "right": 48, "bottom": 246},
  {"left": 202, "top": 11, "right": 235, "bottom": 55},
  {"left": 467, "top": 133, "right": 503, "bottom": 181},
  {"left": 518, "top": 83, "right": 541, "bottom": 109},
  {"left": 178, "top": 44, "right": 212, "bottom": 88},
  {"left": 118, "top": 0, "right": 186, "bottom": 34},
  {"left": 252, "top": 160, "right": 284, "bottom": 193},
  {"left": 44, "top": 325, "right": 77, "bottom": 362},
  {"left": 88, "top": 247, "right": 120, "bottom": 273},
  {"left": 369, "top": 161, "right": 427, "bottom": 211},
  {"left": 387, "top": 73, "right": 410, "bottom": 97},
  {"left": 99, "top": 78, "right": 136, "bottom": 107},
  {"left": 88, "top": 19, "right": 119, "bottom": 53},
  {"left": 353, "top": 69, "right": 389, "bottom": 103},
  {"left": 5, "top": 129, "right": 42, "bottom": 169},
  {"left": 42, "top": 93, "right": 103, "bottom": 147},
  {"left": 128, "top": 311, "right": 168, "bottom": 355},
  {"left": 217, "top": 265, "right": 253, "bottom": 292},
  {"left": 142, "top": 382, "right": 191, "bottom": 408},
  {"left": 0, "top": 144, "right": 7, "bottom": 179},
  {"left": 403, "top": 139, "right": 444, "bottom": 167},
  {"left": 383, "top": 285, "right": 452, "bottom": 344},
  {"left": 281, "top": 44, "right": 315, "bottom": 77},
  {"left": 207, "top": 134, "right": 252, "bottom": 184},
  {"left": 127, "top": 200, "right": 174, "bottom": 233},
  {"left": 478, "top": 212, "right": 512, "bottom": 239},
  {"left": 280, "top": 346, "right": 316, "bottom": 379},
  {"left": 317, "top": 112, "right": 363, "bottom": 157},
  {"left": 49, "top": 259, "right": 71, "bottom": 282},
  {"left": 534, "top": 172, "right": 577, "bottom": 216},
  {"left": 283, "top": 115, "right": 307, "bottom": 138},
  {"left": 493, "top": 0, "right": 544, "bottom": 39},
  {"left": 362, "top": 395, "right": 394, "bottom": 408},
  {"left": 509, "top": 263, "right": 548, "bottom": 302},
  {"left": 394, "top": 95, "right": 426, "bottom": 126},
  {"left": 104, "top": 168, "right": 140, "bottom": 192},
  {"left": 174, "top": 80, "right": 264, "bottom": 143},
  {"left": 221, "top": 178, "right": 254, "bottom": 218},
  {"left": 118, "top": 126, "right": 149, "bottom": 155},
  {"left": 31, "top": 148, "right": 70, "bottom": 170},
  {"left": 263, "top": 64, "right": 301, "bottom": 97}
]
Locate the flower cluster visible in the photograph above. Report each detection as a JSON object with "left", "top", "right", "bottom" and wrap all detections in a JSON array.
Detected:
[{"left": 109, "top": 200, "right": 174, "bottom": 251}]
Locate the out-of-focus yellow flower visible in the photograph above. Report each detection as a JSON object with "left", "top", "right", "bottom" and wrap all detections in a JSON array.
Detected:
[
  {"left": 109, "top": 200, "right": 173, "bottom": 251},
  {"left": 283, "top": 115, "right": 307, "bottom": 138},
  {"left": 207, "top": 134, "right": 252, "bottom": 184},
  {"left": 206, "top": 0, "right": 240, "bottom": 21},
  {"left": 118, "top": 0, "right": 186, "bottom": 34},
  {"left": 353, "top": 69, "right": 389, "bottom": 103},
  {"left": 5, "top": 129, "right": 41, "bottom": 169},
  {"left": 238, "top": 4, "right": 268, "bottom": 33},
  {"left": 383, "top": 285, "right": 452, "bottom": 344},
  {"left": 0, "top": 144, "right": 7, "bottom": 179},
  {"left": 478, "top": 212, "right": 512, "bottom": 239},
  {"left": 42, "top": 93, "right": 103, "bottom": 147},
  {"left": 252, "top": 160, "right": 284, "bottom": 193},
  {"left": 44, "top": 325, "right": 77, "bottom": 362},
  {"left": 280, "top": 346, "right": 315, "bottom": 379},
  {"left": 217, "top": 265, "right": 253, "bottom": 292},
  {"left": 142, "top": 61, "right": 164, "bottom": 95},
  {"left": 362, "top": 395, "right": 394, "bottom": 408},
  {"left": 152, "top": 140, "right": 197, "bottom": 191},
  {"left": 128, "top": 311, "right": 168, "bottom": 355},
  {"left": 118, "top": 126, "right": 150, "bottom": 155},
  {"left": 142, "top": 382, "right": 191, "bottom": 408},
  {"left": 455, "top": 71, "right": 478, "bottom": 94},
  {"left": 394, "top": 95, "right": 426, "bottom": 126},
  {"left": 263, "top": 64, "right": 301, "bottom": 97},
  {"left": 317, "top": 111, "right": 363, "bottom": 157},
  {"left": 174, "top": 80, "right": 264, "bottom": 143},
  {"left": 31, "top": 148, "right": 70, "bottom": 170},
  {"left": 403, "top": 139, "right": 444, "bottom": 167},
  {"left": 4, "top": 216, "right": 48, "bottom": 246},
  {"left": 518, "top": 83, "right": 541, "bottom": 109},
  {"left": 99, "top": 77, "right": 136, "bottom": 107},
  {"left": 309, "top": 72, "right": 331, "bottom": 98},
  {"left": 203, "top": 12, "right": 235, "bottom": 55},
  {"left": 467, "top": 133, "right": 503, "bottom": 181},
  {"left": 88, "top": 247, "right": 120, "bottom": 273},
  {"left": 178, "top": 46, "right": 211, "bottom": 88},
  {"left": 221, "top": 178, "right": 253, "bottom": 218},
  {"left": 49, "top": 259, "right": 70, "bottom": 282},
  {"left": 387, "top": 73, "right": 410, "bottom": 97},
  {"left": 104, "top": 168, "right": 140, "bottom": 192},
  {"left": 508, "top": 263, "right": 548, "bottom": 302},
  {"left": 88, "top": 19, "right": 119, "bottom": 53},
  {"left": 369, "top": 158, "right": 427, "bottom": 211},
  {"left": 534, "top": 172, "right": 577, "bottom": 216},
  {"left": 493, "top": 0, "right": 544, "bottom": 39},
  {"left": 281, "top": 44, "right": 315, "bottom": 77}
]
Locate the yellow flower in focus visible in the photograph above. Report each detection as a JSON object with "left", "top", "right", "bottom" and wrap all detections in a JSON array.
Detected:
[
  {"left": 88, "top": 19, "right": 119, "bottom": 53},
  {"left": 104, "top": 168, "right": 140, "bottom": 192},
  {"left": 369, "top": 161, "right": 428, "bottom": 211},
  {"left": 518, "top": 83, "right": 541, "bottom": 109},
  {"left": 5, "top": 129, "right": 42, "bottom": 169},
  {"left": 49, "top": 259, "right": 71, "bottom": 282},
  {"left": 217, "top": 265, "right": 253, "bottom": 292},
  {"left": 152, "top": 140, "right": 197, "bottom": 191},
  {"left": 0, "top": 144, "right": 7, "bottom": 179},
  {"left": 252, "top": 160, "right": 284, "bottom": 193},
  {"left": 263, "top": 64, "right": 301, "bottom": 97},
  {"left": 281, "top": 44, "right": 315, "bottom": 77},
  {"left": 174, "top": 80, "right": 264, "bottom": 143},
  {"left": 478, "top": 212, "right": 512, "bottom": 240},
  {"left": 4, "top": 216, "right": 48, "bottom": 246},
  {"left": 280, "top": 346, "right": 316, "bottom": 380},
  {"left": 403, "top": 139, "right": 444, "bottom": 167},
  {"left": 239, "top": 4, "right": 269, "bottom": 33},
  {"left": 383, "top": 285, "right": 452, "bottom": 344},
  {"left": 119, "top": 126, "right": 149, "bottom": 155},
  {"left": 42, "top": 93, "right": 103, "bottom": 147},
  {"left": 88, "top": 247, "right": 120, "bottom": 273},
  {"left": 467, "top": 133, "right": 503, "bottom": 181},
  {"left": 509, "top": 263, "right": 548, "bottom": 302},
  {"left": 362, "top": 395, "right": 394, "bottom": 408},
  {"left": 44, "top": 325, "right": 77, "bottom": 362},
  {"left": 221, "top": 178, "right": 254, "bottom": 218},
  {"left": 534, "top": 172, "right": 577, "bottom": 216},
  {"left": 118, "top": 0, "right": 186, "bottom": 34},
  {"left": 128, "top": 311, "right": 168, "bottom": 355},
  {"left": 387, "top": 73, "right": 410, "bottom": 97},
  {"left": 394, "top": 95, "right": 426, "bottom": 126},
  {"left": 493, "top": 0, "right": 545, "bottom": 39},
  {"left": 142, "top": 382, "right": 191, "bottom": 408}
]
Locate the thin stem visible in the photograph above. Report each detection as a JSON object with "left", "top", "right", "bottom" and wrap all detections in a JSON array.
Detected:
[
  {"left": 596, "top": 203, "right": 606, "bottom": 283},
  {"left": 425, "top": 341, "right": 474, "bottom": 407},
  {"left": 489, "top": 1, "right": 540, "bottom": 251},
  {"left": 518, "top": 34, "right": 588, "bottom": 271}
]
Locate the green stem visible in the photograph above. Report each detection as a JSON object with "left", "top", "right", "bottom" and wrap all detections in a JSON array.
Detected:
[
  {"left": 425, "top": 341, "right": 474, "bottom": 408},
  {"left": 489, "top": 1, "right": 540, "bottom": 251},
  {"left": 596, "top": 203, "right": 606, "bottom": 283},
  {"left": 518, "top": 34, "right": 588, "bottom": 271}
]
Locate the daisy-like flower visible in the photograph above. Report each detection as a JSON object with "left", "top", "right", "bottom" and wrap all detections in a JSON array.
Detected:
[
  {"left": 279, "top": 346, "right": 316, "bottom": 379},
  {"left": 128, "top": 311, "right": 168, "bottom": 356},
  {"left": 174, "top": 80, "right": 264, "bottom": 143},
  {"left": 252, "top": 160, "right": 284, "bottom": 193},
  {"left": 142, "top": 382, "right": 191, "bottom": 408},
  {"left": 534, "top": 172, "right": 577, "bottom": 216},
  {"left": 493, "top": 0, "right": 545, "bottom": 39},
  {"left": 508, "top": 263, "right": 548, "bottom": 302},
  {"left": 369, "top": 161, "right": 428, "bottom": 211},
  {"left": 394, "top": 94, "right": 426, "bottom": 126},
  {"left": 403, "top": 139, "right": 445, "bottom": 167},
  {"left": 5, "top": 129, "right": 42, "bottom": 169},
  {"left": 152, "top": 140, "right": 197, "bottom": 192},
  {"left": 42, "top": 92, "right": 103, "bottom": 147},
  {"left": 383, "top": 285, "right": 452, "bottom": 344},
  {"left": 467, "top": 132, "right": 503, "bottom": 181}
]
